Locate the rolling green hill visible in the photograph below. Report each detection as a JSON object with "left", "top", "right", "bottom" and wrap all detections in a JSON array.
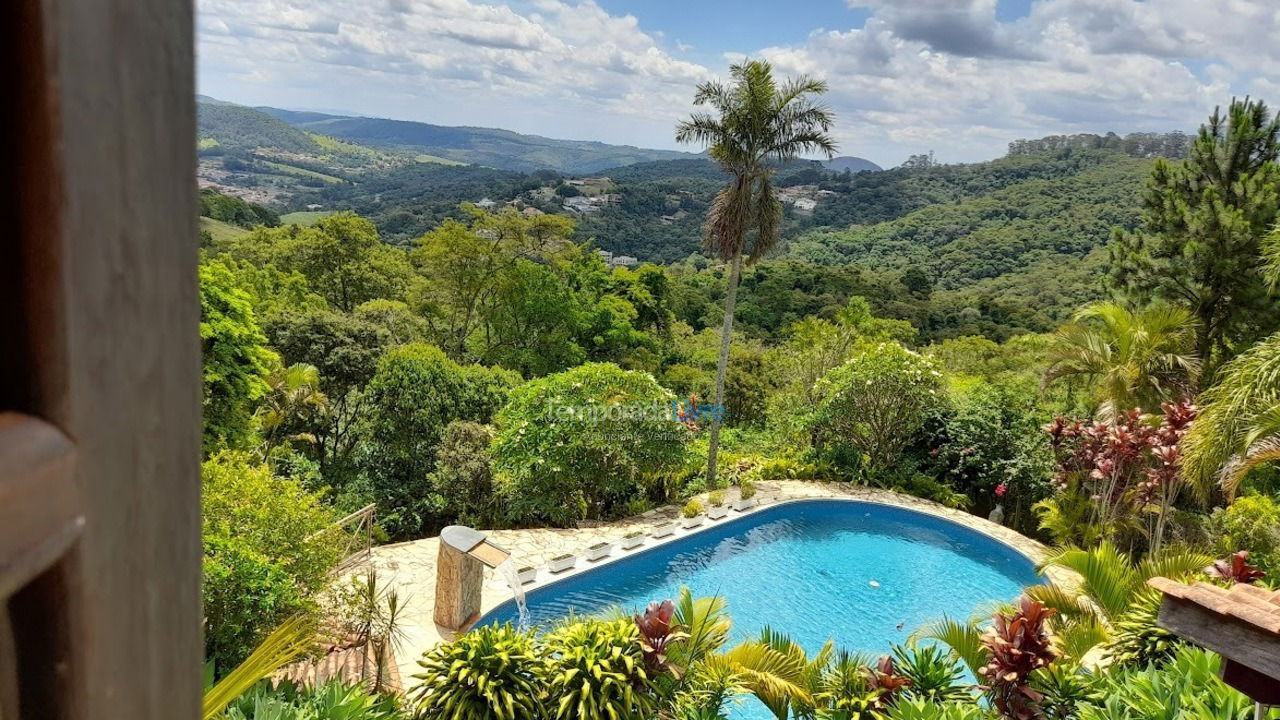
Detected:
[
  {"left": 198, "top": 103, "right": 320, "bottom": 153},
  {"left": 259, "top": 107, "right": 696, "bottom": 174},
  {"left": 785, "top": 150, "right": 1153, "bottom": 290}
]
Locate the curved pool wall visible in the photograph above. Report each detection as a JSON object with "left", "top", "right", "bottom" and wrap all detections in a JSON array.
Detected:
[{"left": 481, "top": 498, "right": 1041, "bottom": 654}]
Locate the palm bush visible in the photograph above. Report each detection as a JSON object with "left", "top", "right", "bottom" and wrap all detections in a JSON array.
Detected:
[
  {"left": 1025, "top": 542, "right": 1212, "bottom": 663},
  {"left": 1042, "top": 301, "right": 1199, "bottom": 419},
  {"left": 544, "top": 618, "right": 654, "bottom": 720},
  {"left": 1183, "top": 330, "right": 1280, "bottom": 498},
  {"left": 410, "top": 624, "right": 546, "bottom": 720},
  {"left": 1103, "top": 587, "right": 1183, "bottom": 668}
]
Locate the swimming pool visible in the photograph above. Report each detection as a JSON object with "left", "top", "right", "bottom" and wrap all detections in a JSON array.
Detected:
[{"left": 481, "top": 499, "right": 1041, "bottom": 655}]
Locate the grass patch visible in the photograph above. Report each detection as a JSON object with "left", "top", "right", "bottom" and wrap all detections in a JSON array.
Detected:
[
  {"left": 415, "top": 153, "right": 466, "bottom": 166},
  {"left": 262, "top": 161, "right": 344, "bottom": 184},
  {"left": 200, "top": 216, "right": 250, "bottom": 243},
  {"left": 280, "top": 210, "right": 337, "bottom": 226}
]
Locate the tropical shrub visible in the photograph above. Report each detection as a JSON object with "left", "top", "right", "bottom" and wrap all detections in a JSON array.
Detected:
[
  {"left": 410, "top": 624, "right": 546, "bottom": 720},
  {"left": 1030, "top": 664, "right": 1095, "bottom": 720},
  {"left": 708, "top": 490, "right": 725, "bottom": 507},
  {"left": 544, "top": 619, "right": 654, "bottom": 720},
  {"left": 427, "top": 421, "right": 498, "bottom": 528},
  {"left": 493, "top": 363, "right": 690, "bottom": 526},
  {"left": 808, "top": 341, "right": 945, "bottom": 473},
  {"left": 1209, "top": 551, "right": 1268, "bottom": 584},
  {"left": 1026, "top": 542, "right": 1212, "bottom": 663},
  {"left": 883, "top": 698, "right": 988, "bottom": 720},
  {"left": 1076, "top": 647, "right": 1252, "bottom": 720},
  {"left": 739, "top": 479, "right": 757, "bottom": 500},
  {"left": 222, "top": 680, "right": 404, "bottom": 720},
  {"left": 928, "top": 382, "right": 1053, "bottom": 532},
  {"left": 814, "top": 650, "right": 882, "bottom": 717},
  {"left": 634, "top": 599, "right": 687, "bottom": 676},
  {"left": 682, "top": 500, "right": 705, "bottom": 518},
  {"left": 1103, "top": 587, "right": 1183, "bottom": 668},
  {"left": 361, "top": 343, "right": 518, "bottom": 539},
  {"left": 202, "top": 452, "right": 341, "bottom": 672},
  {"left": 1209, "top": 494, "right": 1280, "bottom": 575},
  {"left": 1041, "top": 402, "right": 1196, "bottom": 551}
]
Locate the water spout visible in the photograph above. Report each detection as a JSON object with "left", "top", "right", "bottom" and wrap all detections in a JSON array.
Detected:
[{"left": 496, "top": 559, "right": 531, "bottom": 630}]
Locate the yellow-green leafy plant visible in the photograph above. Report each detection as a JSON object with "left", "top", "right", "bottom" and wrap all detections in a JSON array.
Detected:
[
  {"left": 739, "top": 479, "right": 757, "bottom": 501},
  {"left": 683, "top": 500, "right": 705, "bottom": 518},
  {"left": 410, "top": 623, "right": 546, "bottom": 720},
  {"left": 708, "top": 490, "right": 725, "bottom": 507},
  {"left": 202, "top": 614, "right": 317, "bottom": 720},
  {"left": 543, "top": 618, "right": 654, "bottom": 720}
]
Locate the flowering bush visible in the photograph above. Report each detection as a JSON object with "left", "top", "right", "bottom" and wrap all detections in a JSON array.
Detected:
[
  {"left": 808, "top": 341, "right": 946, "bottom": 473},
  {"left": 1042, "top": 401, "right": 1196, "bottom": 550},
  {"left": 928, "top": 383, "right": 1054, "bottom": 532},
  {"left": 493, "top": 363, "right": 690, "bottom": 526}
]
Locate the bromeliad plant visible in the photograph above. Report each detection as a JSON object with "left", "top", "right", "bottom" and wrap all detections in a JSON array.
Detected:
[
  {"left": 544, "top": 618, "right": 654, "bottom": 720},
  {"left": 410, "top": 623, "right": 546, "bottom": 720}
]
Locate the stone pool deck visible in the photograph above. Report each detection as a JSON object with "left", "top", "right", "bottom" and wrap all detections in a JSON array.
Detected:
[{"left": 364, "top": 480, "right": 1071, "bottom": 688}]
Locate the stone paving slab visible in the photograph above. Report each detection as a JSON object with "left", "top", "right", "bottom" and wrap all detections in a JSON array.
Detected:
[{"left": 364, "top": 480, "right": 1068, "bottom": 689}]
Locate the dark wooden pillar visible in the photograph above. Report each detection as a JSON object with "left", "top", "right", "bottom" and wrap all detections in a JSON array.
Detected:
[{"left": 0, "top": 0, "right": 201, "bottom": 716}]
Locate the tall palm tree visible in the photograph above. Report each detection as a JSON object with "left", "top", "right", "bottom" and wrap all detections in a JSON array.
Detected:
[
  {"left": 676, "top": 60, "right": 836, "bottom": 484},
  {"left": 1042, "top": 301, "right": 1199, "bottom": 419},
  {"left": 1183, "top": 330, "right": 1280, "bottom": 499}
]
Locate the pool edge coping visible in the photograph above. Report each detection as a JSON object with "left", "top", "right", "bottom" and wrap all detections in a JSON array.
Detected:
[{"left": 479, "top": 491, "right": 1068, "bottom": 623}]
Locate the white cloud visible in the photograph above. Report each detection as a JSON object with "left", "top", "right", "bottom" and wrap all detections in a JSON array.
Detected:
[
  {"left": 197, "top": 0, "right": 708, "bottom": 147},
  {"left": 198, "top": 0, "right": 1280, "bottom": 166}
]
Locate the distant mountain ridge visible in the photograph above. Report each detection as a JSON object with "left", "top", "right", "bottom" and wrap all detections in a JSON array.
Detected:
[
  {"left": 254, "top": 105, "right": 696, "bottom": 174},
  {"left": 823, "top": 156, "right": 882, "bottom": 173}
]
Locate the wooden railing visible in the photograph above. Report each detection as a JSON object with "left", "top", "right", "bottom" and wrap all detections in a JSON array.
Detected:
[{"left": 309, "top": 503, "right": 376, "bottom": 573}]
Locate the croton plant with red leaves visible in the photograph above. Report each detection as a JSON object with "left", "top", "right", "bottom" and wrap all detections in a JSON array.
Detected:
[
  {"left": 1210, "top": 551, "right": 1267, "bottom": 584},
  {"left": 865, "top": 655, "right": 912, "bottom": 708},
  {"left": 634, "top": 599, "right": 688, "bottom": 676},
  {"left": 979, "top": 597, "right": 1058, "bottom": 720},
  {"left": 1044, "top": 401, "right": 1196, "bottom": 549}
]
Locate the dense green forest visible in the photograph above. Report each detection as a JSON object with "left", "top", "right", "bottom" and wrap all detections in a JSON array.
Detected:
[{"left": 199, "top": 79, "right": 1280, "bottom": 720}]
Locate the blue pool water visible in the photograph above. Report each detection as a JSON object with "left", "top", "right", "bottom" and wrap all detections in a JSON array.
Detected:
[{"left": 481, "top": 499, "right": 1040, "bottom": 716}]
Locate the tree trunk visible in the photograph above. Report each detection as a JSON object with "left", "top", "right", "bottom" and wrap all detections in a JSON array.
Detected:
[{"left": 706, "top": 251, "right": 743, "bottom": 485}]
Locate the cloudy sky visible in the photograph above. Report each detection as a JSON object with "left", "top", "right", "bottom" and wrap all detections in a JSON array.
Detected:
[{"left": 198, "top": 0, "right": 1280, "bottom": 166}]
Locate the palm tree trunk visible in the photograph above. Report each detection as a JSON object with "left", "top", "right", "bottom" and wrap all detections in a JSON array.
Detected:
[{"left": 706, "top": 251, "right": 743, "bottom": 485}]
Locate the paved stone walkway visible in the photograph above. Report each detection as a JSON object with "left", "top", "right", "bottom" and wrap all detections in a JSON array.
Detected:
[{"left": 365, "top": 480, "right": 1070, "bottom": 688}]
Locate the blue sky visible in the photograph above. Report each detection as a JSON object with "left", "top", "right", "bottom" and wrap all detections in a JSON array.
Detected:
[{"left": 198, "top": 0, "right": 1280, "bottom": 166}]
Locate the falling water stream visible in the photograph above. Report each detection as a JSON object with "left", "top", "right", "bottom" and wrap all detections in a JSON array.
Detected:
[{"left": 496, "top": 559, "right": 531, "bottom": 630}]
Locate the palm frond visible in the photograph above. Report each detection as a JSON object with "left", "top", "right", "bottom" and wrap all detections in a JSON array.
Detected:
[
  {"left": 1183, "top": 330, "right": 1280, "bottom": 498},
  {"left": 722, "top": 641, "right": 813, "bottom": 717},
  {"left": 202, "top": 614, "right": 316, "bottom": 720},
  {"left": 912, "top": 616, "right": 989, "bottom": 678},
  {"left": 1038, "top": 543, "right": 1137, "bottom": 621}
]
